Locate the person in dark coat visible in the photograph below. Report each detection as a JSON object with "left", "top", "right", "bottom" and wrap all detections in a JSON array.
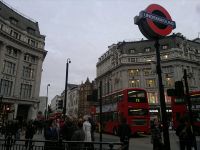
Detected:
[
  {"left": 151, "top": 118, "right": 163, "bottom": 150},
  {"left": 71, "top": 119, "right": 85, "bottom": 150},
  {"left": 118, "top": 117, "right": 131, "bottom": 150},
  {"left": 25, "top": 121, "right": 36, "bottom": 149},
  {"left": 44, "top": 120, "right": 59, "bottom": 150},
  {"left": 60, "top": 117, "right": 77, "bottom": 141},
  {"left": 176, "top": 118, "right": 194, "bottom": 150}
]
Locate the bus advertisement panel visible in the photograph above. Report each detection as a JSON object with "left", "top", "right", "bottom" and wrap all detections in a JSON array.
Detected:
[{"left": 94, "top": 88, "right": 150, "bottom": 135}]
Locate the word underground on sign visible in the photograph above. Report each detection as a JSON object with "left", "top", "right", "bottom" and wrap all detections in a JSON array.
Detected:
[{"left": 134, "top": 4, "right": 176, "bottom": 40}]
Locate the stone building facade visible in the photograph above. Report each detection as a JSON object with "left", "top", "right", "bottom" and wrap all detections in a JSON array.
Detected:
[
  {"left": 51, "top": 95, "right": 62, "bottom": 113},
  {"left": 78, "top": 78, "right": 96, "bottom": 117},
  {"left": 59, "top": 84, "right": 79, "bottom": 117},
  {"left": 0, "top": 1, "right": 46, "bottom": 121},
  {"left": 96, "top": 33, "right": 200, "bottom": 118},
  {"left": 66, "top": 85, "right": 79, "bottom": 117}
]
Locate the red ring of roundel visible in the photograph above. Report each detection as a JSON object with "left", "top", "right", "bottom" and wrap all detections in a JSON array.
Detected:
[{"left": 146, "top": 4, "right": 173, "bottom": 36}]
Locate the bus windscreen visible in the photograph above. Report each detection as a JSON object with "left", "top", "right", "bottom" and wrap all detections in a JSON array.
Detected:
[{"left": 128, "top": 90, "right": 146, "bottom": 102}]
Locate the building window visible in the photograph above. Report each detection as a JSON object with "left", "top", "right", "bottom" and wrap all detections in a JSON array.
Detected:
[
  {"left": 146, "top": 79, "right": 156, "bottom": 87},
  {"left": 128, "top": 58, "right": 137, "bottom": 62},
  {"left": 30, "top": 40, "right": 35, "bottom": 47},
  {"left": 143, "top": 68, "right": 154, "bottom": 76},
  {"left": 144, "top": 56, "right": 153, "bottom": 62},
  {"left": 128, "top": 69, "right": 139, "bottom": 76},
  {"left": 145, "top": 47, "right": 151, "bottom": 52},
  {"left": 10, "top": 30, "right": 13, "bottom": 35},
  {"left": 24, "top": 54, "right": 36, "bottom": 63},
  {"left": 13, "top": 31, "right": 19, "bottom": 39},
  {"left": 148, "top": 92, "right": 157, "bottom": 104},
  {"left": 23, "top": 66, "right": 34, "bottom": 79},
  {"left": 3, "top": 60, "right": 16, "bottom": 75},
  {"left": 13, "top": 49, "right": 17, "bottom": 57},
  {"left": 0, "top": 79, "right": 13, "bottom": 96},
  {"left": 27, "top": 27, "right": 35, "bottom": 34},
  {"left": 9, "top": 17, "right": 18, "bottom": 25},
  {"left": 129, "top": 49, "right": 135, "bottom": 54},
  {"left": 7, "top": 47, "right": 12, "bottom": 55},
  {"left": 162, "top": 66, "right": 173, "bottom": 73},
  {"left": 162, "top": 45, "right": 168, "bottom": 50},
  {"left": 165, "top": 76, "right": 173, "bottom": 87},
  {"left": 20, "top": 84, "right": 32, "bottom": 98},
  {"left": 6, "top": 47, "right": 18, "bottom": 57},
  {"left": 24, "top": 54, "right": 29, "bottom": 61},
  {"left": 129, "top": 79, "right": 140, "bottom": 87},
  {"left": 161, "top": 54, "right": 169, "bottom": 59}
]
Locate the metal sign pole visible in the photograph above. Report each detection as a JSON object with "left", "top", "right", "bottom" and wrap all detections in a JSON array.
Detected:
[{"left": 155, "top": 39, "right": 171, "bottom": 150}]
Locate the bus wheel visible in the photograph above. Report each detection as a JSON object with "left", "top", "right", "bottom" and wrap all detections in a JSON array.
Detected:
[{"left": 113, "top": 128, "right": 118, "bottom": 135}]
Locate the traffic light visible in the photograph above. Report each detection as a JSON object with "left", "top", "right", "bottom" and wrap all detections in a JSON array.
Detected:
[{"left": 175, "top": 81, "right": 185, "bottom": 97}]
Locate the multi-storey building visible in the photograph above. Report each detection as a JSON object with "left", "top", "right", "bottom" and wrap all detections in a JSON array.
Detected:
[
  {"left": 50, "top": 95, "right": 62, "bottom": 113},
  {"left": 0, "top": 1, "right": 46, "bottom": 121},
  {"left": 96, "top": 33, "right": 200, "bottom": 119},
  {"left": 38, "top": 96, "right": 47, "bottom": 117},
  {"left": 60, "top": 84, "right": 79, "bottom": 116},
  {"left": 78, "top": 78, "right": 96, "bottom": 117},
  {"left": 66, "top": 85, "right": 79, "bottom": 117}
]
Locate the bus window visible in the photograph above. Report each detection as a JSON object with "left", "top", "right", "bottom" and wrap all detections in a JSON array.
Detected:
[
  {"left": 113, "top": 112, "right": 118, "bottom": 121},
  {"left": 128, "top": 90, "right": 146, "bottom": 102},
  {"left": 128, "top": 108, "right": 149, "bottom": 116},
  {"left": 113, "top": 92, "right": 124, "bottom": 102}
]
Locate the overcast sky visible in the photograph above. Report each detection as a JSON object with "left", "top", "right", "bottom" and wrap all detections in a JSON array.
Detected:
[{"left": 3, "top": 0, "right": 200, "bottom": 101}]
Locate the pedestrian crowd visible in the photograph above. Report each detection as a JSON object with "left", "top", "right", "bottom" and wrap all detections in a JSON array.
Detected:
[
  {"left": 0, "top": 115, "right": 96, "bottom": 150},
  {"left": 150, "top": 117, "right": 197, "bottom": 150}
]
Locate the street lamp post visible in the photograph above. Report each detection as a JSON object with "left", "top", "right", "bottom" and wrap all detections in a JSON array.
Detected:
[
  {"left": 46, "top": 84, "right": 50, "bottom": 120},
  {"left": 63, "top": 58, "right": 71, "bottom": 117}
]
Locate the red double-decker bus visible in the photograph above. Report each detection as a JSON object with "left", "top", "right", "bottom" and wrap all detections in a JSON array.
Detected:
[
  {"left": 94, "top": 88, "right": 150, "bottom": 135},
  {"left": 171, "top": 90, "right": 200, "bottom": 134}
]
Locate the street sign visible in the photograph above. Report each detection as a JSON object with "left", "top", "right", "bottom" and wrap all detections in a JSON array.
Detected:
[
  {"left": 134, "top": 4, "right": 176, "bottom": 39},
  {"left": 134, "top": 4, "right": 176, "bottom": 150}
]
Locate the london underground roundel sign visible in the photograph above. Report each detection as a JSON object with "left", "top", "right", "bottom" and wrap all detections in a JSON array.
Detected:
[{"left": 134, "top": 4, "right": 176, "bottom": 40}]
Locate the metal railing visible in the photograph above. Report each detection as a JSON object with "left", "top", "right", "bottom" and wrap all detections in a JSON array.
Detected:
[{"left": 0, "top": 136, "right": 124, "bottom": 150}]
